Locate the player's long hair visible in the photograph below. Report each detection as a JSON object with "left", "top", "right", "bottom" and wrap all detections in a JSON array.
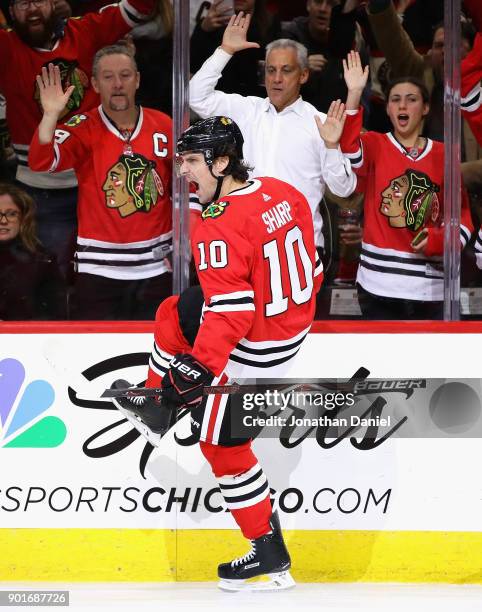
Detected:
[
  {"left": 0, "top": 183, "right": 41, "bottom": 253},
  {"left": 217, "top": 143, "right": 253, "bottom": 182}
]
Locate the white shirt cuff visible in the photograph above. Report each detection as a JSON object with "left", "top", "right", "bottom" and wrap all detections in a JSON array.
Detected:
[
  {"left": 324, "top": 146, "right": 343, "bottom": 161},
  {"left": 346, "top": 109, "right": 360, "bottom": 116},
  {"left": 212, "top": 47, "right": 233, "bottom": 70}
]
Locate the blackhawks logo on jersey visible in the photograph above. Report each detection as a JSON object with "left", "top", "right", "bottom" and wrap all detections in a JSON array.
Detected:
[
  {"left": 34, "top": 59, "right": 89, "bottom": 119},
  {"left": 380, "top": 169, "right": 440, "bottom": 231},
  {"left": 202, "top": 201, "right": 229, "bottom": 220},
  {"left": 102, "top": 153, "right": 164, "bottom": 218}
]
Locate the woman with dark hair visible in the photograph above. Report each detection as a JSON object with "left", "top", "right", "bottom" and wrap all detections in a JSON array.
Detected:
[
  {"left": 320, "top": 51, "right": 473, "bottom": 320},
  {"left": 0, "top": 182, "right": 66, "bottom": 320},
  {"left": 190, "top": 0, "right": 282, "bottom": 97}
]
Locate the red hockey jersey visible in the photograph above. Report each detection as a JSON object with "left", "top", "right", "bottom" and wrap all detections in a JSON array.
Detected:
[
  {"left": 29, "top": 106, "right": 173, "bottom": 280},
  {"left": 190, "top": 177, "right": 323, "bottom": 377},
  {"left": 0, "top": 0, "right": 153, "bottom": 188},
  {"left": 341, "top": 109, "right": 473, "bottom": 301},
  {"left": 461, "top": 30, "right": 482, "bottom": 269},
  {"left": 461, "top": 32, "right": 482, "bottom": 147}
]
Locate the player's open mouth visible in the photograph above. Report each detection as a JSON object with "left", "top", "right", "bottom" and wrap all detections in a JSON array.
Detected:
[{"left": 398, "top": 114, "right": 409, "bottom": 127}]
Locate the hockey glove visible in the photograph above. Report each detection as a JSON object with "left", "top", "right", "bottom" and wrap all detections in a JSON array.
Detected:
[{"left": 161, "top": 353, "right": 214, "bottom": 410}]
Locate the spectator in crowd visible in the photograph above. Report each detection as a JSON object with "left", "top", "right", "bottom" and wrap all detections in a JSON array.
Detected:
[
  {"left": 190, "top": 0, "right": 282, "bottom": 97},
  {"left": 366, "top": 0, "right": 477, "bottom": 157},
  {"left": 332, "top": 51, "right": 473, "bottom": 319},
  {"left": 0, "top": 93, "right": 16, "bottom": 182},
  {"left": 29, "top": 46, "right": 175, "bottom": 320},
  {"left": 130, "top": 0, "right": 174, "bottom": 114},
  {"left": 281, "top": 0, "right": 358, "bottom": 113},
  {"left": 0, "top": 182, "right": 66, "bottom": 320},
  {"left": 189, "top": 12, "right": 356, "bottom": 258},
  {"left": 354, "top": 0, "right": 443, "bottom": 132},
  {"left": 0, "top": 0, "right": 155, "bottom": 276}
]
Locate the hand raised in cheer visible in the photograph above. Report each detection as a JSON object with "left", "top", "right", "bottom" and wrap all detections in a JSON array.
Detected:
[
  {"left": 315, "top": 99, "right": 347, "bottom": 149},
  {"left": 36, "top": 63, "right": 74, "bottom": 119},
  {"left": 343, "top": 50, "right": 369, "bottom": 93},
  {"left": 221, "top": 12, "right": 260, "bottom": 55}
]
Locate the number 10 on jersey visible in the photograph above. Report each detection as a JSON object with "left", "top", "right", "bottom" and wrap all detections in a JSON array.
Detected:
[{"left": 196, "top": 225, "right": 313, "bottom": 318}]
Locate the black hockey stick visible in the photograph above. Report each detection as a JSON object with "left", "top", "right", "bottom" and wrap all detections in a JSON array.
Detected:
[{"left": 101, "top": 367, "right": 371, "bottom": 399}]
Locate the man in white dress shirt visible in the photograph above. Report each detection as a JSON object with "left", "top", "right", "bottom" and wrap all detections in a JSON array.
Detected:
[{"left": 189, "top": 11, "right": 356, "bottom": 249}]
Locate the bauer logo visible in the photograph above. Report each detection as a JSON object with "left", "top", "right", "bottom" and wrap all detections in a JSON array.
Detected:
[{"left": 0, "top": 358, "right": 66, "bottom": 448}]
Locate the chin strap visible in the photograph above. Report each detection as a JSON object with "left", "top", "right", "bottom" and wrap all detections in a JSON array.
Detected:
[
  {"left": 212, "top": 176, "right": 224, "bottom": 202},
  {"left": 208, "top": 166, "right": 225, "bottom": 203}
]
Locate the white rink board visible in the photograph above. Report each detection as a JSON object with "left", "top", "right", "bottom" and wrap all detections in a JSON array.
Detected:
[{"left": 0, "top": 332, "right": 480, "bottom": 531}]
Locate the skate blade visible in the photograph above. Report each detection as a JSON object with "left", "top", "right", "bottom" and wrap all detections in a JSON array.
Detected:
[
  {"left": 112, "top": 398, "right": 162, "bottom": 447},
  {"left": 218, "top": 570, "right": 296, "bottom": 592}
]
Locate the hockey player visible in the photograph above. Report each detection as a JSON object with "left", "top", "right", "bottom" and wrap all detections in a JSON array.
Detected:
[
  {"left": 112, "top": 116, "right": 324, "bottom": 590},
  {"left": 330, "top": 51, "right": 473, "bottom": 319},
  {"left": 28, "top": 48, "right": 178, "bottom": 319}
]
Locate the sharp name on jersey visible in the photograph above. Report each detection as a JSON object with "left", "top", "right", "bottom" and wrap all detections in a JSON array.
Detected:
[{"left": 190, "top": 177, "right": 323, "bottom": 376}]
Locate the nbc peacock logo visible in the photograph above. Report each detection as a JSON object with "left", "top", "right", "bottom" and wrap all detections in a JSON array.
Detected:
[{"left": 0, "top": 358, "right": 66, "bottom": 448}]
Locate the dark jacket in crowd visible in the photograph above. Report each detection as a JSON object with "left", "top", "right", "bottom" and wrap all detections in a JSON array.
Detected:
[{"left": 0, "top": 238, "right": 67, "bottom": 320}]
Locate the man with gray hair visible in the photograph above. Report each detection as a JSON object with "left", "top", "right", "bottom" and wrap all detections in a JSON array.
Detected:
[{"left": 189, "top": 11, "right": 356, "bottom": 252}]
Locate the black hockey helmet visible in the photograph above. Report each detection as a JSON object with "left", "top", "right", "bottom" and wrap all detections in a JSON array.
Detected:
[{"left": 176, "top": 116, "right": 244, "bottom": 166}]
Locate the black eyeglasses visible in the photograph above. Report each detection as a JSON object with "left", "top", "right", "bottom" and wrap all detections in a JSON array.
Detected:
[
  {"left": 11, "top": 0, "right": 48, "bottom": 10},
  {"left": 0, "top": 211, "right": 20, "bottom": 222}
]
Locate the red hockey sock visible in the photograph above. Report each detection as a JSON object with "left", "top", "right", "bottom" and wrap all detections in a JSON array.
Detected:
[{"left": 200, "top": 440, "right": 272, "bottom": 540}]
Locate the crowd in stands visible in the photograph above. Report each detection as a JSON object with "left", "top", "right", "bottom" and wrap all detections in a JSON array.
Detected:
[{"left": 0, "top": 0, "right": 481, "bottom": 321}]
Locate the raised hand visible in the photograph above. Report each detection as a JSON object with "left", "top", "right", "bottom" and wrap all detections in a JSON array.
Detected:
[
  {"left": 343, "top": 50, "right": 369, "bottom": 93},
  {"left": 343, "top": 51, "right": 369, "bottom": 110},
  {"left": 315, "top": 100, "right": 347, "bottom": 149},
  {"left": 36, "top": 63, "right": 74, "bottom": 118},
  {"left": 221, "top": 12, "right": 260, "bottom": 55}
]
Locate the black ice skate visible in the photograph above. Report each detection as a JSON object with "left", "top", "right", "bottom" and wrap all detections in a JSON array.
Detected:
[
  {"left": 110, "top": 379, "right": 173, "bottom": 447},
  {"left": 218, "top": 511, "right": 295, "bottom": 592}
]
